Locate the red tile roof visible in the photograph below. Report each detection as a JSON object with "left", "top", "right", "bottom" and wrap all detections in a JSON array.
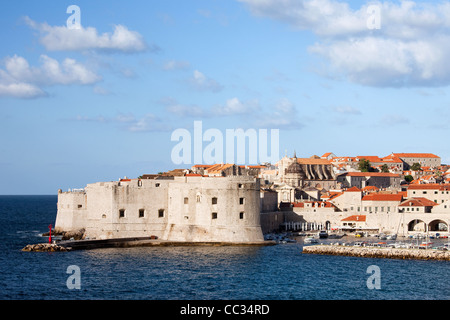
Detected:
[
  {"left": 341, "top": 215, "right": 366, "bottom": 222},
  {"left": 399, "top": 197, "right": 438, "bottom": 207},
  {"left": 346, "top": 186, "right": 362, "bottom": 192},
  {"left": 407, "top": 184, "right": 450, "bottom": 191},
  {"left": 393, "top": 153, "right": 440, "bottom": 158},
  {"left": 362, "top": 194, "right": 403, "bottom": 202},
  {"left": 357, "top": 156, "right": 382, "bottom": 162},
  {"left": 381, "top": 155, "right": 403, "bottom": 163},
  {"left": 362, "top": 186, "right": 380, "bottom": 192},
  {"left": 297, "top": 158, "right": 331, "bottom": 165}
]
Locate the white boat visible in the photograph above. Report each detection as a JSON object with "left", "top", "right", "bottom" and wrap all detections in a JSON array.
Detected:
[{"left": 304, "top": 237, "right": 318, "bottom": 244}]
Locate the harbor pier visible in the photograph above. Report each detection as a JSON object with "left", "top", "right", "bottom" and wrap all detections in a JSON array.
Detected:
[{"left": 302, "top": 244, "right": 450, "bottom": 261}]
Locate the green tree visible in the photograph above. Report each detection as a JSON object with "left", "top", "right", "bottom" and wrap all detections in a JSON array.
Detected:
[
  {"left": 405, "top": 175, "right": 414, "bottom": 183},
  {"left": 411, "top": 163, "right": 422, "bottom": 171},
  {"left": 380, "top": 164, "right": 389, "bottom": 173},
  {"left": 358, "top": 158, "right": 373, "bottom": 172}
]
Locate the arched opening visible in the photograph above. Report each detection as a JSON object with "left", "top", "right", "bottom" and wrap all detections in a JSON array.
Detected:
[
  {"left": 408, "top": 219, "right": 426, "bottom": 232},
  {"left": 325, "top": 221, "right": 331, "bottom": 230},
  {"left": 428, "top": 220, "right": 448, "bottom": 232}
]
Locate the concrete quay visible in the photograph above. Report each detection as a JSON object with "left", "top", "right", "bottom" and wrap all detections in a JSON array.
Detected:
[
  {"left": 302, "top": 244, "right": 450, "bottom": 261},
  {"left": 57, "top": 237, "right": 276, "bottom": 251}
]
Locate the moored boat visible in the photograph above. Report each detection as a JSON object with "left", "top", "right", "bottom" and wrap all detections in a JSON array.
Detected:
[
  {"left": 318, "top": 230, "right": 328, "bottom": 239},
  {"left": 304, "top": 237, "right": 318, "bottom": 244}
]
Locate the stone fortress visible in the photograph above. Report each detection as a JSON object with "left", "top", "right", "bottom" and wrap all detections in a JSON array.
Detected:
[
  {"left": 55, "top": 152, "right": 450, "bottom": 242},
  {"left": 55, "top": 173, "right": 264, "bottom": 243}
]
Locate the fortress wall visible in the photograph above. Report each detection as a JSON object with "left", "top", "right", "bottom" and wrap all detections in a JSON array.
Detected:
[
  {"left": 55, "top": 176, "right": 265, "bottom": 243},
  {"left": 83, "top": 179, "right": 170, "bottom": 240},
  {"left": 55, "top": 191, "right": 87, "bottom": 232},
  {"left": 163, "top": 176, "right": 263, "bottom": 242}
]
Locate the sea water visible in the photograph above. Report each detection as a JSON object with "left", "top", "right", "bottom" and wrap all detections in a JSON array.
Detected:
[{"left": 0, "top": 196, "right": 449, "bottom": 300}]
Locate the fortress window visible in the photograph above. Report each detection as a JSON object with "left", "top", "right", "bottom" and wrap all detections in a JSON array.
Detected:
[
  {"left": 77, "top": 204, "right": 82, "bottom": 209},
  {"left": 212, "top": 212, "right": 217, "bottom": 219},
  {"left": 139, "top": 209, "right": 145, "bottom": 218},
  {"left": 156, "top": 183, "right": 160, "bottom": 187},
  {"left": 239, "top": 198, "right": 245, "bottom": 205},
  {"left": 158, "top": 209, "right": 165, "bottom": 218},
  {"left": 138, "top": 180, "right": 142, "bottom": 187},
  {"left": 212, "top": 197, "right": 218, "bottom": 205},
  {"left": 184, "top": 197, "right": 189, "bottom": 204},
  {"left": 239, "top": 212, "right": 244, "bottom": 219},
  {"left": 196, "top": 195, "right": 201, "bottom": 203},
  {"left": 119, "top": 209, "right": 125, "bottom": 218},
  {"left": 238, "top": 183, "right": 243, "bottom": 188}
]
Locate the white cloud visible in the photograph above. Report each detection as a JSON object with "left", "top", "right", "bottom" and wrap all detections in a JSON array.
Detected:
[
  {"left": 332, "top": 105, "right": 362, "bottom": 115},
  {"left": 0, "top": 82, "right": 45, "bottom": 99},
  {"left": 0, "top": 54, "right": 101, "bottom": 98},
  {"left": 212, "top": 97, "right": 258, "bottom": 116},
  {"left": 73, "top": 112, "right": 171, "bottom": 132},
  {"left": 239, "top": 0, "right": 450, "bottom": 87},
  {"left": 380, "top": 114, "right": 410, "bottom": 126},
  {"left": 163, "top": 60, "right": 190, "bottom": 71},
  {"left": 24, "top": 17, "right": 150, "bottom": 53},
  {"left": 253, "top": 98, "right": 303, "bottom": 129},
  {"left": 189, "top": 70, "right": 223, "bottom": 92}
]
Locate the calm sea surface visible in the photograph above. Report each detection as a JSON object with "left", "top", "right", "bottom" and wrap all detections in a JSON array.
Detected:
[{"left": 0, "top": 195, "right": 449, "bottom": 300}]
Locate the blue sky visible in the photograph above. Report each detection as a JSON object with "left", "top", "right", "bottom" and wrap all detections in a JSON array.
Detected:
[{"left": 1, "top": 0, "right": 450, "bottom": 194}]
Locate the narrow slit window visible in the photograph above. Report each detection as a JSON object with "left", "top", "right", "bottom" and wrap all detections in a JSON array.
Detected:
[
  {"left": 158, "top": 209, "right": 165, "bottom": 218},
  {"left": 119, "top": 209, "right": 125, "bottom": 218},
  {"left": 212, "top": 197, "right": 218, "bottom": 205},
  {"left": 212, "top": 212, "right": 218, "bottom": 219},
  {"left": 139, "top": 209, "right": 145, "bottom": 218},
  {"left": 239, "top": 212, "right": 244, "bottom": 219}
]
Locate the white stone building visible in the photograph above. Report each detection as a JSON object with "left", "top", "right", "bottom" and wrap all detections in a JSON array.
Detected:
[{"left": 55, "top": 175, "right": 264, "bottom": 243}]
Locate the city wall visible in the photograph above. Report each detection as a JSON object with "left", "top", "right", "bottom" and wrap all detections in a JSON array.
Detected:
[{"left": 55, "top": 176, "right": 264, "bottom": 243}]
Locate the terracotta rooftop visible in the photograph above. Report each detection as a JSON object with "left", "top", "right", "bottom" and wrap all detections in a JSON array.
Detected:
[
  {"left": 393, "top": 153, "right": 440, "bottom": 158},
  {"left": 362, "top": 194, "right": 403, "bottom": 202},
  {"left": 399, "top": 197, "right": 438, "bottom": 207},
  {"left": 297, "top": 158, "right": 331, "bottom": 165},
  {"left": 341, "top": 215, "right": 366, "bottom": 222},
  {"left": 407, "top": 184, "right": 450, "bottom": 191}
]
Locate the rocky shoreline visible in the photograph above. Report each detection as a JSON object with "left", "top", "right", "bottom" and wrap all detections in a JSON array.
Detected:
[
  {"left": 22, "top": 243, "right": 70, "bottom": 252},
  {"left": 302, "top": 244, "right": 450, "bottom": 261}
]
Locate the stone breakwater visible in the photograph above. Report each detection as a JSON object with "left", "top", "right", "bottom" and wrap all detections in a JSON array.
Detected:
[
  {"left": 22, "top": 243, "right": 70, "bottom": 252},
  {"left": 302, "top": 245, "right": 450, "bottom": 261}
]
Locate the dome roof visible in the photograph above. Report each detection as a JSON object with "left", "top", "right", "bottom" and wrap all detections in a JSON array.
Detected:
[{"left": 286, "top": 161, "right": 306, "bottom": 177}]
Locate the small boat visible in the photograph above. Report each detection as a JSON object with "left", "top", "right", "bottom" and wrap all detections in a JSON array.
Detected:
[
  {"left": 386, "top": 234, "right": 397, "bottom": 240},
  {"left": 318, "top": 231, "right": 328, "bottom": 239},
  {"left": 304, "top": 237, "right": 318, "bottom": 244},
  {"left": 419, "top": 241, "right": 433, "bottom": 248}
]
